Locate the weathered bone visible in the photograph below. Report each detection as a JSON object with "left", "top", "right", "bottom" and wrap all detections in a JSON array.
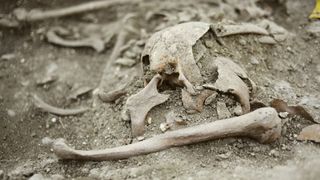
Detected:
[
  {"left": 126, "top": 74, "right": 170, "bottom": 137},
  {"left": 213, "top": 23, "right": 268, "bottom": 37},
  {"left": 33, "top": 94, "right": 89, "bottom": 116},
  {"left": 203, "top": 57, "right": 253, "bottom": 114},
  {"left": 46, "top": 27, "right": 105, "bottom": 52},
  {"left": 52, "top": 107, "right": 281, "bottom": 161}
]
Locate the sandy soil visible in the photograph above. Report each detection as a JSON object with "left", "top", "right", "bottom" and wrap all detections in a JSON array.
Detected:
[{"left": 0, "top": 0, "right": 320, "bottom": 179}]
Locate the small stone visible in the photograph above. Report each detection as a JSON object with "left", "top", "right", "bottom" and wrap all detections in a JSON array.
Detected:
[
  {"left": 31, "top": 132, "right": 36, "bottom": 137},
  {"left": 147, "top": 117, "right": 152, "bottom": 125},
  {"left": 250, "top": 57, "right": 259, "bottom": 65},
  {"left": 7, "top": 109, "right": 16, "bottom": 117},
  {"left": 115, "top": 58, "right": 136, "bottom": 67},
  {"left": 82, "top": 142, "right": 87, "bottom": 145},
  {"left": 204, "top": 39, "right": 214, "bottom": 48},
  {"left": 269, "top": 149, "right": 280, "bottom": 157},
  {"left": 20, "top": 58, "right": 25, "bottom": 63},
  {"left": 217, "top": 151, "right": 232, "bottom": 159},
  {"left": 258, "top": 36, "right": 277, "bottom": 44},
  {"left": 51, "top": 117, "right": 57, "bottom": 123},
  {"left": 160, "top": 123, "right": 170, "bottom": 132},
  {"left": 137, "top": 136, "right": 145, "bottom": 141},
  {"left": 238, "top": 39, "right": 247, "bottom": 45},
  {"left": 216, "top": 101, "right": 231, "bottom": 119},
  {"left": 121, "top": 109, "right": 130, "bottom": 121},
  {"left": 252, "top": 146, "right": 260, "bottom": 152},
  {"left": 233, "top": 105, "right": 243, "bottom": 116},
  {"left": 1, "top": 53, "right": 15, "bottom": 61},
  {"left": 279, "top": 112, "right": 289, "bottom": 119},
  {"left": 0, "top": 170, "right": 4, "bottom": 179},
  {"left": 41, "top": 137, "right": 54, "bottom": 145}
]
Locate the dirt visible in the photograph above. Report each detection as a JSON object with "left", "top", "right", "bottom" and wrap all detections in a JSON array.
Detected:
[{"left": 0, "top": 0, "right": 320, "bottom": 179}]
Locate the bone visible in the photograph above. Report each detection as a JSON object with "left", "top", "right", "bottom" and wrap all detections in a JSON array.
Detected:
[
  {"left": 13, "top": 0, "right": 140, "bottom": 22},
  {"left": 52, "top": 107, "right": 281, "bottom": 161},
  {"left": 98, "top": 88, "right": 127, "bottom": 103},
  {"left": 33, "top": 94, "right": 89, "bottom": 116},
  {"left": 126, "top": 74, "right": 170, "bottom": 137},
  {"left": 182, "top": 89, "right": 214, "bottom": 113},
  {"left": 46, "top": 27, "right": 105, "bottom": 52},
  {"left": 204, "top": 57, "right": 252, "bottom": 114},
  {"left": 213, "top": 23, "right": 269, "bottom": 37}
]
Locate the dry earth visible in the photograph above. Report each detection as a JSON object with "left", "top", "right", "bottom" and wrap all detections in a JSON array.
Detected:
[{"left": 0, "top": 0, "right": 320, "bottom": 179}]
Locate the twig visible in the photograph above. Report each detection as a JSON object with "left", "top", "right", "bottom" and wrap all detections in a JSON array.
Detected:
[{"left": 33, "top": 94, "right": 89, "bottom": 116}]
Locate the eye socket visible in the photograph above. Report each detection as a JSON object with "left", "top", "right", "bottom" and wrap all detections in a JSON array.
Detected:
[{"left": 142, "top": 55, "right": 150, "bottom": 66}]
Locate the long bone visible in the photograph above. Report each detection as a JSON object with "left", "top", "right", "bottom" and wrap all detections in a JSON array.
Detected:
[{"left": 52, "top": 107, "right": 281, "bottom": 161}]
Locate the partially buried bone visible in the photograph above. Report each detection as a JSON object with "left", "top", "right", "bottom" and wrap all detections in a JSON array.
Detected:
[
  {"left": 52, "top": 107, "right": 281, "bottom": 161},
  {"left": 212, "top": 23, "right": 268, "bottom": 37},
  {"left": 46, "top": 26, "right": 105, "bottom": 52},
  {"left": 33, "top": 94, "right": 89, "bottom": 116},
  {"left": 142, "top": 22, "right": 211, "bottom": 94},
  {"left": 181, "top": 89, "right": 214, "bottom": 113},
  {"left": 203, "top": 57, "right": 254, "bottom": 114},
  {"left": 125, "top": 74, "right": 170, "bottom": 137}
]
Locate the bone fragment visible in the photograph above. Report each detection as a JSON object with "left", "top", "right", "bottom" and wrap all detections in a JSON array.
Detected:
[
  {"left": 204, "top": 57, "right": 252, "bottom": 114},
  {"left": 181, "top": 89, "right": 214, "bottom": 113},
  {"left": 52, "top": 107, "right": 281, "bottom": 161},
  {"left": 46, "top": 27, "right": 105, "bottom": 52},
  {"left": 126, "top": 74, "right": 170, "bottom": 137},
  {"left": 33, "top": 94, "right": 89, "bottom": 116},
  {"left": 13, "top": 0, "right": 140, "bottom": 22},
  {"left": 98, "top": 88, "right": 127, "bottom": 103},
  {"left": 213, "top": 23, "right": 268, "bottom": 37}
]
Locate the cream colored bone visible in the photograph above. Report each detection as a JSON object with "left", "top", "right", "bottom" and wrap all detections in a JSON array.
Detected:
[{"left": 52, "top": 107, "right": 281, "bottom": 161}]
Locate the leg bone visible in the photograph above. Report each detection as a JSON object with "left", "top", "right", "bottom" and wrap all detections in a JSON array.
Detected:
[{"left": 52, "top": 107, "right": 281, "bottom": 161}]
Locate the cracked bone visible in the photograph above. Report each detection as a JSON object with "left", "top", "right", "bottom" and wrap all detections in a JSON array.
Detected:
[
  {"left": 142, "top": 22, "right": 211, "bottom": 94},
  {"left": 52, "top": 107, "right": 281, "bottom": 161},
  {"left": 125, "top": 74, "right": 170, "bottom": 137},
  {"left": 203, "top": 57, "right": 254, "bottom": 114}
]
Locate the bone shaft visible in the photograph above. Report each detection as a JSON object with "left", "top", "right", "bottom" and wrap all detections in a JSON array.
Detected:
[
  {"left": 64, "top": 108, "right": 280, "bottom": 160},
  {"left": 25, "top": 0, "right": 139, "bottom": 21}
]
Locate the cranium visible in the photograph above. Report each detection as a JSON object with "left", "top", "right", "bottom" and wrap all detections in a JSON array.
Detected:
[{"left": 127, "top": 21, "right": 265, "bottom": 137}]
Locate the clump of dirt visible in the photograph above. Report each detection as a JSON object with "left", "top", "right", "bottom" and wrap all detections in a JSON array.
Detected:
[{"left": 0, "top": 0, "right": 320, "bottom": 179}]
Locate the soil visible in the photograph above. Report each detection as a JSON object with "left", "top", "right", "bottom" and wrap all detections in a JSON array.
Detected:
[{"left": 0, "top": 0, "right": 320, "bottom": 179}]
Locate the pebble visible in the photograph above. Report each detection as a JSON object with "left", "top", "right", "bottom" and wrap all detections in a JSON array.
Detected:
[
  {"left": 238, "top": 39, "right": 247, "bottom": 45},
  {"left": 0, "top": 170, "right": 4, "bottom": 179},
  {"left": 115, "top": 58, "right": 136, "bottom": 67},
  {"left": 204, "top": 39, "right": 214, "bottom": 48},
  {"left": 147, "top": 117, "right": 152, "bottom": 125},
  {"left": 137, "top": 136, "right": 145, "bottom": 141},
  {"left": 250, "top": 57, "right": 260, "bottom": 65},
  {"left": 121, "top": 109, "right": 130, "bottom": 121},
  {"left": 7, "top": 109, "right": 16, "bottom": 117},
  {"left": 269, "top": 149, "right": 280, "bottom": 157},
  {"left": 258, "top": 36, "right": 277, "bottom": 44},
  {"left": 217, "top": 151, "right": 232, "bottom": 159},
  {"left": 1, "top": 53, "right": 16, "bottom": 61},
  {"left": 233, "top": 105, "right": 243, "bottom": 116},
  {"left": 279, "top": 112, "right": 289, "bottom": 119},
  {"left": 160, "top": 123, "right": 170, "bottom": 132},
  {"left": 216, "top": 101, "right": 231, "bottom": 119},
  {"left": 51, "top": 117, "right": 57, "bottom": 123}
]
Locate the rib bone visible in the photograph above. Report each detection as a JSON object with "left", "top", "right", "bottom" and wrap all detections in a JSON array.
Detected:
[{"left": 52, "top": 107, "right": 281, "bottom": 161}]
